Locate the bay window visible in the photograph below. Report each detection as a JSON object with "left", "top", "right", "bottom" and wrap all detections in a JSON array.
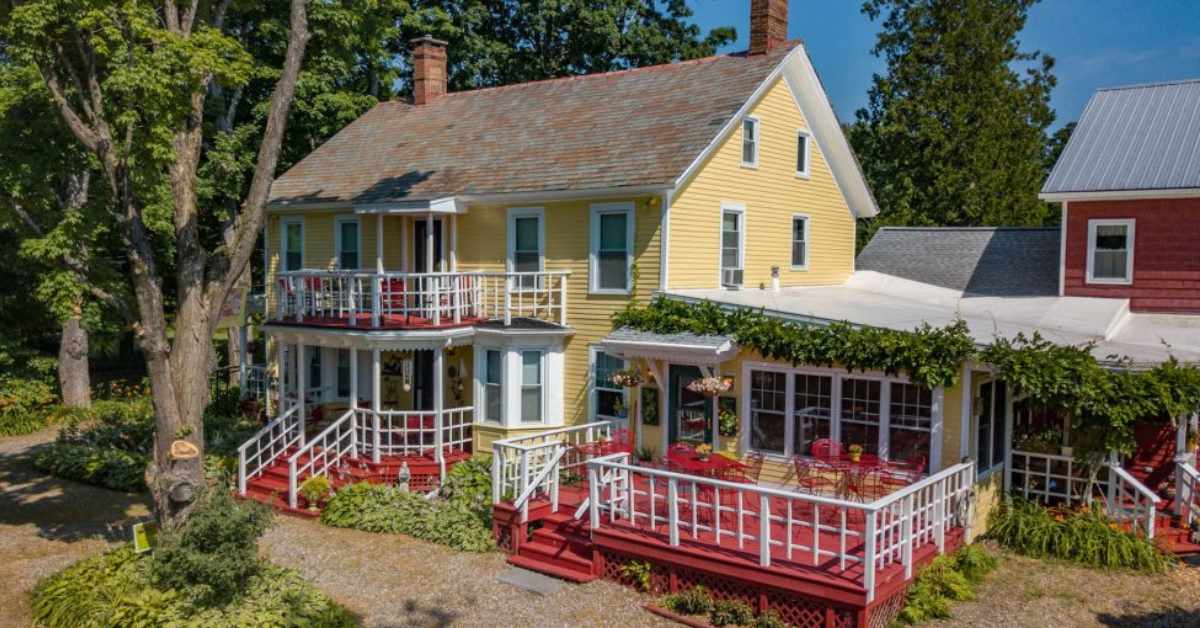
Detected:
[{"left": 520, "top": 351, "right": 543, "bottom": 423}]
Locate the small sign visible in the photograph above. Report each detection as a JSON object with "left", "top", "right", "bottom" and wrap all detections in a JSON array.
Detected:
[{"left": 132, "top": 522, "right": 158, "bottom": 554}]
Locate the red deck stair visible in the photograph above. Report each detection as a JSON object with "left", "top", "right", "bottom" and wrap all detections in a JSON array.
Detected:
[{"left": 502, "top": 485, "right": 598, "bottom": 582}]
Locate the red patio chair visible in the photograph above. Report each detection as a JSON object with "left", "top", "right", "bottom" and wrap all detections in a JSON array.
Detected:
[
  {"left": 793, "top": 456, "right": 839, "bottom": 496},
  {"left": 890, "top": 455, "right": 927, "bottom": 477},
  {"left": 811, "top": 438, "right": 842, "bottom": 460},
  {"left": 723, "top": 452, "right": 764, "bottom": 484}
]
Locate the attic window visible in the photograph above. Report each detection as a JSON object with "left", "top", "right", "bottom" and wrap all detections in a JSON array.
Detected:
[
  {"left": 796, "top": 130, "right": 811, "bottom": 177},
  {"left": 741, "top": 117, "right": 759, "bottom": 167},
  {"left": 1086, "top": 219, "right": 1134, "bottom": 285}
]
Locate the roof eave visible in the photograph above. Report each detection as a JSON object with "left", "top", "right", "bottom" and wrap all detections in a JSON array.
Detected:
[{"left": 1039, "top": 188, "right": 1200, "bottom": 202}]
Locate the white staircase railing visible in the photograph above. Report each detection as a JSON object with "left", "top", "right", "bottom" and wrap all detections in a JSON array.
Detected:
[
  {"left": 1106, "top": 464, "right": 1162, "bottom": 538},
  {"left": 1178, "top": 462, "right": 1200, "bottom": 527},
  {"left": 585, "top": 454, "right": 975, "bottom": 603},
  {"left": 491, "top": 420, "right": 618, "bottom": 504},
  {"left": 237, "top": 404, "right": 301, "bottom": 495},
  {"left": 512, "top": 445, "right": 568, "bottom": 523},
  {"left": 287, "top": 409, "right": 358, "bottom": 509}
]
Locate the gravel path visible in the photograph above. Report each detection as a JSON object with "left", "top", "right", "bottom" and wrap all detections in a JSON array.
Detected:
[
  {"left": 0, "top": 429, "right": 152, "bottom": 627},
  {"left": 260, "top": 516, "right": 673, "bottom": 627}
]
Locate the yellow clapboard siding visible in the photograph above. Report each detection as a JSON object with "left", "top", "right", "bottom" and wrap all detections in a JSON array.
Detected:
[{"left": 668, "top": 76, "right": 855, "bottom": 290}]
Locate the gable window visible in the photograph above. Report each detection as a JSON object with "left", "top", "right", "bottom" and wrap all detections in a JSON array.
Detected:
[
  {"left": 336, "top": 349, "right": 351, "bottom": 399},
  {"left": 282, "top": 219, "right": 303, "bottom": 271},
  {"left": 483, "top": 350, "right": 503, "bottom": 422},
  {"left": 796, "top": 130, "right": 811, "bottom": 177},
  {"left": 720, "top": 206, "right": 744, "bottom": 288},
  {"left": 520, "top": 351, "right": 543, "bottom": 423},
  {"left": 741, "top": 117, "right": 759, "bottom": 167},
  {"left": 335, "top": 217, "right": 360, "bottom": 270},
  {"left": 791, "top": 215, "right": 809, "bottom": 269},
  {"left": 508, "top": 208, "right": 544, "bottom": 291},
  {"left": 1086, "top": 219, "right": 1134, "bottom": 284},
  {"left": 592, "top": 350, "right": 626, "bottom": 422},
  {"left": 590, "top": 203, "right": 634, "bottom": 293}
]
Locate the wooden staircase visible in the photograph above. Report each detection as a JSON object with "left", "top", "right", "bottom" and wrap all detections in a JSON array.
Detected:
[
  {"left": 502, "top": 485, "right": 599, "bottom": 583},
  {"left": 1154, "top": 511, "right": 1200, "bottom": 556}
]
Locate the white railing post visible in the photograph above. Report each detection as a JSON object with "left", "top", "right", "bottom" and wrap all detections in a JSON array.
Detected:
[
  {"left": 559, "top": 273, "right": 567, "bottom": 326},
  {"left": 901, "top": 494, "right": 914, "bottom": 579},
  {"left": 934, "top": 481, "right": 946, "bottom": 553},
  {"left": 237, "top": 446, "right": 247, "bottom": 495},
  {"left": 759, "top": 494, "right": 771, "bottom": 567},
  {"left": 492, "top": 445, "right": 503, "bottom": 503},
  {"left": 371, "top": 276, "right": 382, "bottom": 328},
  {"left": 294, "top": 276, "right": 305, "bottom": 322},
  {"left": 504, "top": 280, "right": 512, "bottom": 326},
  {"left": 589, "top": 465, "right": 601, "bottom": 530},
  {"left": 372, "top": 411, "right": 381, "bottom": 464},
  {"left": 288, "top": 458, "right": 298, "bottom": 509},
  {"left": 349, "top": 410, "right": 358, "bottom": 459},
  {"left": 519, "top": 451, "right": 530, "bottom": 503},
  {"left": 667, "top": 478, "right": 680, "bottom": 547},
  {"left": 864, "top": 510, "right": 877, "bottom": 603}
]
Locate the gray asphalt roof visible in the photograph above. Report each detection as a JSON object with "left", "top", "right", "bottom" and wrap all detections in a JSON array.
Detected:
[
  {"left": 856, "top": 227, "right": 1060, "bottom": 296},
  {"left": 1042, "top": 79, "right": 1200, "bottom": 194}
]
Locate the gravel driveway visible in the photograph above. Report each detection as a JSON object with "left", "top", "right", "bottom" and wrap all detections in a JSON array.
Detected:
[{"left": 0, "top": 429, "right": 152, "bottom": 627}]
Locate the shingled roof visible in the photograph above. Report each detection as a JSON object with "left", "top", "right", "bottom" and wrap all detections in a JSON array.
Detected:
[
  {"left": 1042, "top": 79, "right": 1200, "bottom": 195},
  {"left": 856, "top": 227, "right": 1060, "bottom": 296},
  {"left": 269, "top": 45, "right": 799, "bottom": 208}
]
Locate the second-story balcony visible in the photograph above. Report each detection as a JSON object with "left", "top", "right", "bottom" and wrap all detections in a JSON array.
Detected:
[{"left": 270, "top": 270, "right": 569, "bottom": 330}]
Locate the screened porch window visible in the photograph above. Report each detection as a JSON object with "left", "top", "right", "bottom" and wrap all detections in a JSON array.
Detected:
[
  {"left": 889, "top": 382, "right": 932, "bottom": 467},
  {"left": 793, "top": 374, "right": 832, "bottom": 456},
  {"left": 841, "top": 378, "right": 881, "bottom": 455}
]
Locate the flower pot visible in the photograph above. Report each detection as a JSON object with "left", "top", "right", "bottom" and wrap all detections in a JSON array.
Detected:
[
  {"left": 849, "top": 452, "right": 862, "bottom": 463},
  {"left": 697, "top": 454, "right": 710, "bottom": 462}
]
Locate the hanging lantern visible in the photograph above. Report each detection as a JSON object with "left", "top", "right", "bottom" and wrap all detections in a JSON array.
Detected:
[{"left": 402, "top": 354, "right": 413, "bottom": 392}]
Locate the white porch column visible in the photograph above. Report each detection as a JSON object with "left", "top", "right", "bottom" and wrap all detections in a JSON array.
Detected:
[
  {"left": 958, "top": 364, "right": 973, "bottom": 461},
  {"left": 450, "top": 214, "right": 458, "bottom": 271},
  {"left": 349, "top": 347, "right": 358, "bottom": 407},
  {"left": 1176, "top": 414, "right": 1193, "bottom": 516},
  {"left": 296, "top": 343, "right": 307, "bottom": 446},
  {"left": 372, "top": 348, "right": 382, "bottom": 463},
  {"left": 375, "top": 213, "right": 384, "bottom": 273},
  {"left": 425, "top": 212, "right": 435, "bottom": 273},
  {"left": 237, "top": 326, "right": 249, "bottom": 394},
  {"left": 273, "top": 342, "right": 286, "bottom": 416},
  {"left": 434, "top": 346, "right": 446, "bottom": 481}
]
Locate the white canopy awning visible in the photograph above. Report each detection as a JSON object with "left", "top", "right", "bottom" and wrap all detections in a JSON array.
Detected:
[{"left": 599, "top": 328, "right": 738, "bottom": 367}]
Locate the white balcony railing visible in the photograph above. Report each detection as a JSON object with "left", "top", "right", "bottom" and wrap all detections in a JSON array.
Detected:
[
  {"left": 1178, "top": 462, "right": 1200, "bottom": 527},
  {"left": 273, "top": 270, "right": 569, "bottom": 328},
  {"left": 491, "top": 420, "right": 618, "bottom": 510}
]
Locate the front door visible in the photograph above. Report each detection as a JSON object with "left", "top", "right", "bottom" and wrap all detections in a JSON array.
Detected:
[
  {"left": 412, "top": 350, "right": 434, "bottom": 411},
  {"left": 669, "top": 365, "right": 712, "bottom": 445},
  {"left": 413, "top": 219, "right": 444, "bottom": 273}
]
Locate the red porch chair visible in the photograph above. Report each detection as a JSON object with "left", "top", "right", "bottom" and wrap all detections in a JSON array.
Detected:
[
  {"left": 723, "top": 452, "right": 764, "bottom": 484},
  {"left": 811, "top": 438, "right": 842, "bottom": 460},
  {"left": 793, "top": 456, "right": 839, "bottom": 496}
]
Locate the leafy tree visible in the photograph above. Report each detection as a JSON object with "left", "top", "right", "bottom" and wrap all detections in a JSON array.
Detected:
[
  {"left": 849, "top": 0, "right": 1058, "bottom": 246},
  {"left": 2, "top": 0, "right": 312, "bottom": 527}
]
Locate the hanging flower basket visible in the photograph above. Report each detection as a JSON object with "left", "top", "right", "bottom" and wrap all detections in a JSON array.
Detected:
[
  {"left": 609, "top": 368, "right": 644, "bottom": 388},
  {"left": 687, "top": 376, "right": 731, "bottom": 397}
]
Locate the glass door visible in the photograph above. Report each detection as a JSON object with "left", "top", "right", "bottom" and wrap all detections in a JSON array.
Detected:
[{"left": 669, "top": 364, "right": 711, "bottom": 445}]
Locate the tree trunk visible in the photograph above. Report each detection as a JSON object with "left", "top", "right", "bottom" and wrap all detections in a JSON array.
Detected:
[{"left": 58, "top": 315, "right": 91, "bottom": 408}]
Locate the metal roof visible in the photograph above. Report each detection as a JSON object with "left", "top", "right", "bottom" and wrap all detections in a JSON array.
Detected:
[
  {"left": 856, "top": 227, "right": 1060, "bottom": 296},
  {"left": 1042, "top": 79, "right": 1200, "bottom": 194}
]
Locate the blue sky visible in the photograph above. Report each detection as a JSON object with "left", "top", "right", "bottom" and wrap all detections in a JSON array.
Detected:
[{"left": 688, "top": 0, "right": 1200, "bottom": 128}]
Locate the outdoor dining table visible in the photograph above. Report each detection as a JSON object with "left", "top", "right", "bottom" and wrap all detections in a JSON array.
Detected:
[
  {"left": 830, "top": 453, "right": 884, "bottom": 500},
  {"left": 667, "top": 450, "right": 746, "bottom": 478}
]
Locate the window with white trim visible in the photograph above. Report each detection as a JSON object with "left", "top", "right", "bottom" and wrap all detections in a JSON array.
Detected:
[
  {"left": 336, "top": 349, "right": 351, "bottom": 399},
  {"left": 793, "top": 373, "right": 832, "bottom": 456},
  {"left": 508, "top": 208, "right": 544, "bottom": 291},
  {"left": 590, "top": 204, "right": 633, "bottom": 293},
  {"left": 750, "top": 370, "right": 788, "bottom": 454},
  {"left": 975, "top": 380, "right": 1007, "bottom": 477},
  {"left": 1086, "top": 219, "right": 1134, "bottom": 284},
  {"left": 335, "top": 217, "right": 360, "bottom": 270},
  {"left": 484, "top": 350, "right": 503, "bottom": 423},
  {"left": 721, "top": 208, "right": 743, "bottom": 287},
  {"left": 282, "top": 219, "right": 303, "bottom": 271},
  {"left": 841, "top": 378, "right": 881, "bottom": 455},
  {"left": 592, "top": 350, "right": 626, "bottom": 421},
  {"left": 796, "top": 130, "right": 811, "bottom": 176},
  {"left": 520, "top": 350, "right": 543, "bottom": 423},
  {"left": 889, "top": 382, "right": 932, "bottom": 466},
  {"left": 791, "top": 215, "right": 809, "bottom": 269},
  {"left": 741, "top": 117, "right": 759, "bottom": 167}
]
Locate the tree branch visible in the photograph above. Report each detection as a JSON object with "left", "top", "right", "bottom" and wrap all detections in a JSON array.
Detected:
[{"left": 39, "top": 70, "right": 100, "bottom": 152}]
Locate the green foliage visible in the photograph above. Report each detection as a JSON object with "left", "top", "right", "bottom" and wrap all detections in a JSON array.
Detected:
[
  {"left": 849, "top": 0, "right": 1059, "bottom": 247},
  {"left": 659, "top": 586, "right": 713, "bottom": 616},
  {"left": 987, "top": 498, "right": 1172, "bottom": 572},
  {"left": 33, "top": 442, "right": 149, "bottom": 492},
  {"left": 619, "top": 559, "right": 653, "bottom": 592},
  {"left": 321, "top": 482, "right": 495, "bottom": 552},
  {"left": 897, "top": 545, "right": 997, "bottom": 624},
  {"left": 439, "top": 454, "right": 495, "bottom": 526},
  {"left": 615, "top": 298, "right": 976, "bottom": 390},
  {"left": 709, "top": 599, "right": 755, "bottom": 626},
  {"left": 31, "top": 547, "right": 355, "bottom": 628},
  {"left": 752, "top": 611, "right": 788, "bottom": 628},
  {"left": 300, "top": 475, "right": 332, "bottom": 507},
  {"left": 149, "top": 489, "right": 273, "bottom": 605}
]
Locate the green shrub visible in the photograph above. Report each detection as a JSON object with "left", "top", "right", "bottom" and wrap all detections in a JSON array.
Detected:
[
  {"left": 321, "top": 482, "right": 495, "bottom": 552},
  {"left": 0, "top": 375, "right": 56, "bottom": 417},
  {"left": 149, "top": 489, "right": 273, "bottom": 604},
  {"left": 752, "top": 610, "right": 788, "bottom": 628},
  {"left": 300, "top": 475, "right": 332, "bottom": 507},
  {"left": 896, "top": 544, "right": 999, "bottom": 624},
  {"left": 33, "top": 442, "right": 149, "bottom": 492},
  {"left": 987, "top": 497, "right": 1172, "bottom": 572},
  {"left": 619, "top": 559, "right": 653, "bottom": 592},
  {"left": 440, "top": 454, "right": 494, "bottom": 525},
  {"left": 0, "top": 411, "right": 48, "bottom": 437},
  {"left": 659, "top": 586, "right": 713, "bottom": 616},
  {"left": 709, "top": 599, "right": 755, "bottom": 626},
  {"left": 32, "top": 547, "right": 355, "bottom": 627}
]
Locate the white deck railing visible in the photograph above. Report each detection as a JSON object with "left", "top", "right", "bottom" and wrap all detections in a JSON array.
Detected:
[
  {"left": 585, "top": 454, "right": 975, "bottom": 602},
  {"left": 1107, "top": 464, "right": 1162, "bottom": 538},
  {"left": 354, "top": 406, "right": 473, "bottom": 476},
  {"left": 491, "top": 420, "right": 618, "bottom": 506},
  {"left": 287, "top": 409, "right": 358, "bottom": 509},
  {"left": 273, "top": 270, "right": 569, "bottom": 327},
  {"left": 1177, "top": 462, "right": 1200, "bottom": 527},
  {"left": 237, "top": 404, "right": 301, "bottom": 495}
]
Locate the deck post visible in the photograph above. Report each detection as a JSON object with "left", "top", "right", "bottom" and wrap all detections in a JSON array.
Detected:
[
  {"left": 901, "top": 495, "right": 914, "bottom": 580},
  {"left": 237, "top": 446, "right": 247, "bottom": 495},
  {"left": 759, "top": 494, "right": 771, "bottom": 567},
  {"left": 492, "top": 444, "right": 503, "bottom": 503},
  {"left": 296, "top": 343, "right": 307, "bottom": 447},
  {"left": 589, "top": 465, "right": 601, "bottom": 530},
  {"left": 863, "top": 510, "right": 877, "bottom": 603},
  {"left": 434, "top": 346, "right": 446, "bottom": 482},
  {"left": 288, "top": 457, "right": 298, "bottom": 509},
  {"left": 372, "top": 348, "right": 382, "bottom": 464},
  {"left": 559, "top": 274, "right": 567, "bottom": 326},
  {"left": 503, "top": 282, "right": 512, "bottom": 326},
  {"left": 667, "top": 478, "right": 680, "bottom": 547},
  {"left": 1176, "top": 414, "right": 1190, "bottom": 516},
  {"left": 934, "top": 481, "right": 946, "bottom": 552}
]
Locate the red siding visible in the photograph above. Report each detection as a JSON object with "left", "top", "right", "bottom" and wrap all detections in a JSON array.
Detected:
[{"left": 1063, "top": 197, "right": 1200, "bottom": 313}]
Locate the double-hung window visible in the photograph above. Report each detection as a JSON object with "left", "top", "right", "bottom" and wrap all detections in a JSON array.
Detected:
[
  {"left": 796, "top": 130, "right": 811, "bottom": 177},
  {"left": 720, "top": 207, "right": 744, "bottom": 288},
  {"left": 793, "top": 374, "right": 832, "bottom": 456},
  {"left": 889, "top": 383, "right": 932, "bottom": 468},
  {"left": 1086, "top": 219, "right": 1134, "bottom": 284},
  {"left": 791, "top": 215, "right": 809, "bottom": 269},
  {"left": 508, "top": 208, "right": 544, "bottom": 291},
  {"left": 741, "top": 117, "right": 759, "bottom": 167},
  {"left": 976, "top": 380, "right": 1008, "bottom": 477},
  {"left": 749, "top": 370, "right": 788, "bottom": 454},
  {"left": 336, "top": 349, "right": 351, "bottom": 399},
  {"left": 282, "top": 219, "right": 303, "bottom": 271},
  {"left": 520, "top": 351, "right": 543, "bottom": 423},
  {"left": 593, "top": 350, "right": 626, "bottom": 421},
  {"left": 484, "top": 350, "right": 503, "bottom": 423},
  {"left": 335, "top": 218, "right": 360, "bottom": 270},
  {"left": 590, "top": 204, "right": 634, "bottom": 293},
  {"left": 841, "top": 378, "right": 882, "bottom": 455}
]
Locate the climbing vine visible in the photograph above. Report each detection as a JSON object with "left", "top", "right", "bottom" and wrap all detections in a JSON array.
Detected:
[{"left": 615, "top": 298, "right": 1200, "bottom": 457}]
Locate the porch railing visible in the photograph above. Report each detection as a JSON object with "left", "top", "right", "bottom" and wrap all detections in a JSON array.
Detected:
[
  {"left": 287, "top": 409, "right": 358, "bottom": 509},
  {"left": 236, "top": 404, "right": 301, "bottom": 495},
  {"left": 1178, "top": 462, "right": 1200, "bottom": 527},
  {"left": 354, "top": 406, "right": 473, "bottom": 462},
  {"left": 491, "top": 420, "right": 618, "bottom": 506},
  {"left": 585, "top": 454, "right": 976, "bottom": 603},
  {"left": 273, "top": 270, "right": 569, "bottom": 328}
]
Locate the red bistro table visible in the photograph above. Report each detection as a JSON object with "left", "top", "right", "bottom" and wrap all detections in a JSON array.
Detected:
[
  {"left": 834, "top": 453, "right": 884, "bottom": 500},
  {"left": 667, "top": 451, "right": 746, "bottom": 478}
]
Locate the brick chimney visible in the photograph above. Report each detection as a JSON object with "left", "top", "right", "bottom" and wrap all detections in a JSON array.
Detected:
[
  {"left": 411, "top": 35, "right": 448, "bottom": 106},
  {"left": 749, "top": 0, "right": 789, "bottom": 55}
]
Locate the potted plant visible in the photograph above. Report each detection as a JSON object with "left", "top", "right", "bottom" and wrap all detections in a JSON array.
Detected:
[
  {"left": 686, "top": 376, "right": 731, "bottom": 398},
  {"left": 718, "top": 408, "right": 738, "bottom": 437},
  {"left": 299, "top": 475, "right": 331, "bottom": 512},
  {"left": 609, "top": 368, "right": 644, "bottom": 388},
  {"left": 694, "top": 443, "right": 713, "bottom": 462},
  {"left": 847, "top": 443, "right": 863, "bottom": 463}
]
